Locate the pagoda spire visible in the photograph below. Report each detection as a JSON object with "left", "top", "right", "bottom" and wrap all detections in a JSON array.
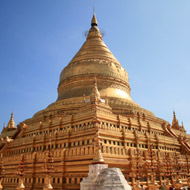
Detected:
[
  {"left": 93, "top": 130, "right": 104, "bottom": 164},
  {"left": 172, "top": 111, "right": 179, "bottom": 129},
  {"left": 173, "top": 111, "right": 177, "bottom": 121},
  {"left": 90, "top": 78, "right": 101, "bottom": 104},
  {"left": 7, "top": 112, "right": 15, "bottom": 129},
  {"left": 91, "top": 7, "right": 98, "bottom": 26},
  {"left": 182, "top": 122, "right": 184, "bottom": 128},
  {"left": 93, "top": 148, "right": 104, "bottom": 164}
]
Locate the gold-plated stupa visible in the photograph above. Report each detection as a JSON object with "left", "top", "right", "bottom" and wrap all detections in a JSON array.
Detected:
[
  {"left": 58, "top": 11, "right": 131, "bottom": 101},
  {"left": 33, "top": 10, "right": 154, "bottom": 119},
  {"left": 0, "top": 10, "right": 190, "bottom": 190}
]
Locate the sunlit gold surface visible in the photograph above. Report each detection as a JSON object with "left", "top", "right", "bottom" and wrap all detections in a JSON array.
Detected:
[
  {"left": 0, "top": 11, "right": 190, "bottom": 190},
  {"left": 58, "top": 12, "right": 130, "bottom": 101}
]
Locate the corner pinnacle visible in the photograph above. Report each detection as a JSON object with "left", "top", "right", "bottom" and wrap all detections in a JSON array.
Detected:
[
  {"left": 93, "top": 148, "right": 104, "bottom": 164},
  {"left": 7, "top": 112, "right": 15, "bottom": 129},
  {"left": 90, "top": 78, "right": 101, "bottom": 104}
]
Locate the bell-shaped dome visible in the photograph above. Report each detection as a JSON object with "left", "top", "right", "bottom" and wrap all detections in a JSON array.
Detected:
[{"left": 58, "top": 12, "right": 131, "bottom": 101}]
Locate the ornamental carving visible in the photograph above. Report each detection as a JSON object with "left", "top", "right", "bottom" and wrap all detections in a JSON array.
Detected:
[{"left": 60, "top": 59, "right": 128, "bottom": 82}]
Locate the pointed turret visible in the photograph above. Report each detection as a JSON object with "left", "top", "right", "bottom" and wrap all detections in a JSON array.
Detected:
[
  {"left": 93, "top": 130, "right": 104, "bottom": 164},
  {"left": 93, "top": 149, "right": 104, "bottom": 164},
  {"left": 172, "top": 111, "right": 179, "bottom": 129},
  {"left": 173, "top": 111, "right": 177, "bottom": 122},
  {"left": 182, "top": 122, "right": 184, "bottom": 128},
  {"left": 90, "top": 78, "right": 101, "bottom": 104},
  {"left": 7, "top": 112, "right": 15, "bottom": 129},
  {"left": 181, "top": 121, "right": 186, "bottom": 132},
  {"left": 2, "top": 123, "right": 6, "bottom": 132}
]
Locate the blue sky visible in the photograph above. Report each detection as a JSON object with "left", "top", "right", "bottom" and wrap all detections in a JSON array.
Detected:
[{"left": 0, "top": 1, "right": 190, "bottom": 133}]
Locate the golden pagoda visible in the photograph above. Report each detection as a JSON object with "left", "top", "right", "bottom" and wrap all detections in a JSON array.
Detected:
[{"left": 1, "top": 12, "right": 190, "bottom": 190}]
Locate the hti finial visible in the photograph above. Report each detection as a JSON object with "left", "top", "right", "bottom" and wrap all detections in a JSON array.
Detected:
[{"left": 91, "top": 7, "right": 98, "bottom": 26}]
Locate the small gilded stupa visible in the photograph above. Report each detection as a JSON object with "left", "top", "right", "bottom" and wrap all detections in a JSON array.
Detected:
[{"left": 0, "top": 11, "right": 190, "bottom": 190}]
